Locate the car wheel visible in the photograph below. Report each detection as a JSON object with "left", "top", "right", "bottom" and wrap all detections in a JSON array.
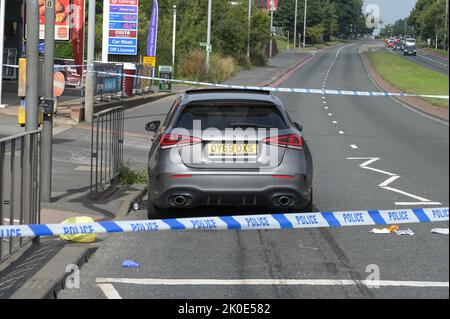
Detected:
[{"left": 147, "top": 202, "right": 166, "bottom": 219}]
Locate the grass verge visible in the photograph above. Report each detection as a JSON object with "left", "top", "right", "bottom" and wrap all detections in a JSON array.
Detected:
[{"left": 365, "top": 51, "right": 449, "bottom": 108}]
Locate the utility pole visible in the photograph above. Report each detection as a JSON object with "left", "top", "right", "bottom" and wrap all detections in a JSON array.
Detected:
[
  {"left": 23, "top": 0, "right": 39, "bottom": 229},
  {"left": 303, "top": 0, "right": 307, "bottom": 48},
  {"left": 293, "top": 0, "right": 298, "bottom": 51},
  {"left": 247, "top": 0, "right": 252, "bottom": 58},
  {"left": 206, "top": 0, "right": 212, "bottom": 71},
  {"left": 0, "top": 0, "right": 7, "bottom": 108},
  {"left": 404, "top": 18, "right": 407, "bottom": 36},
  {"left": 172, "top": 5, "right": 177, "bottom": 73},
  {"left": 269, "top": 0, "right": 274, "bottom": 58},
  {"left": 85, "top": 0, "right": 96, "bottom": 123},
  {"left": 41, "top": 0, "right": 55, "bottom": 202},
  {"left": 25, "top": 0, "right": 39, "bottom": 131}
]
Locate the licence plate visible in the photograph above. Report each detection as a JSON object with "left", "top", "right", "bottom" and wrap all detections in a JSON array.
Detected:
[{"left": 207, "top": 143, "right": 257, "bottom": 156}]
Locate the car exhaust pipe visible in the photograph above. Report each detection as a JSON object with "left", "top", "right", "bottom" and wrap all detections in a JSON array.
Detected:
[
  {"left": 174, "top": 196, "right": 187, "bottom": 207},
  {"left": 278, "top": 196, "right": 291, "bottom": 207}
]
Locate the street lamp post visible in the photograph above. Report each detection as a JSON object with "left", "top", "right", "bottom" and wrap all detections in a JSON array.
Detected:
[
  {"left": 303, "top": 0, "right": 307, "bottom": 48},
  {"left": 206, "top": 0, "right": 212, "bottom": 71},
  {"left": 172, "top": 5, "right": 177, "bottom": 73},
  {"left": 445, "top": 0, "right": 449, "bottom": 51},
  {"left": 293, "top": 0, "right": 298, "bottom": 51},
  {"left": 247, "top": 0, "right": 252, "bottom": 58}
]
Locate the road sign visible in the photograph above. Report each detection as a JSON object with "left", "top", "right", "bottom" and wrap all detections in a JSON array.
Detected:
[
  {"left": 199, "top": 42, "right": 208, "bottom": 47},
  {"left": 143, "top": 56, "right": 156, "bottom": 67},
  {"left": 53, "top": 72, "right": 65, "bottom": 97},
  {"left": 106, "top": 0, "right": 139, "bottom": 55}
]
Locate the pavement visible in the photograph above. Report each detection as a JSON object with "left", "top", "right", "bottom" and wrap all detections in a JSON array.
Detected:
[
  {"left": 0, "top": 48, "right": 316, "bottom": 298},
  {"left": 52, "top": 42, "right": 448, "bottom": 299}
]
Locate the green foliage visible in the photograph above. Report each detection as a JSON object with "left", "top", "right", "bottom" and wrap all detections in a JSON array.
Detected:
[
  {"left": 117, "top": 164, "right": 148, "bottom": 185},
  {"left": 382, "top": 0, "right": 448, "bottom": 50},
  {"left": 55, "top": 42, "right": 73, "bottom": 59},
  {"left": 94, "top": 0, "right": 271, "bottom": 73},
  {"left": 274, "top": 0, "right": 366, "bottom": 44}
]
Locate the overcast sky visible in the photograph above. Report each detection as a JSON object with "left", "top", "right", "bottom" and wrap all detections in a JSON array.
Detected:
[{"left": 363, "top": 0, "right": 417, "bottom": 26}]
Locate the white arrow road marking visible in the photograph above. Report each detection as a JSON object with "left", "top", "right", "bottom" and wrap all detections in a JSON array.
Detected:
[
  {"left": 97, "top": 284, "right": 122, "bottom": 299},
  {"left": 96, "top": 278, "right": 449, "bottom": 288},
  {"left": 347, "top": 157, "right": 441, "bottom": 205},
  {"left": 350, "top": 144, "right": 359, "bottom": 149}
]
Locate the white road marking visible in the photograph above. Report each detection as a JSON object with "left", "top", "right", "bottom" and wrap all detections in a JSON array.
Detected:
[
  {"left": 97, "top": 284, "right": 122, "bottom": 299},
  {"left": 338, "top": 131, "right": 345, "bottom": 135},
  {"left": 324, "top": 106, "right": 329, "bottom": 109},
  {"left": 328, "top": 113, "right": 333, "bottom": 116},
  {"left": 378, "top": 175, "right": 400, "bottom": 187},
  {"left": 381, "top": 186, "right": 435, "bottom": 202},
  {"left": 395, "top": 202, "right": 443, "bottom": 206},
  {"left": 323, "top": 101, "right": 327, "bottom": 104},
  {"left": 322, "top": 96, "right": 325, "bottom": 99},
  {"left": 350, "top": 144, "right": 358, "bottom": 149},
  {"left": 347, "top": 157, "right": 441, "bottom": 205},
  {"left": 332, "top": 121, "right": 338, "bottom": 124},
  {"left": 347, "top": 157, "right": 396, "bottom": 176},
  {"left": 95, "top": 278, "right": 449, "bottom": 288}
]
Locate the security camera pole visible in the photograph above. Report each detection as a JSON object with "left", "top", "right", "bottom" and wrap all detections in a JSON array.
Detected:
[{"left": 41, "top": 0, "right": 56, "bottom": 202}]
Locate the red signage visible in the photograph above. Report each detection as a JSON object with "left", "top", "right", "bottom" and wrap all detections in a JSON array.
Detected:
[
  {"left": 72, "top": 0, "right": 85, "bottom": 75},
  {"left": 266, "top": 0, "right": 278, "bottom": 11},
  {"left": 39, "top": 0, "right": 71, "bottom": 41},
  {"left": 110, "top": 0, "right": 138, "bottom": 5},
  {"left": 109, "top": 30, "right": 138, "bottom": 38}
]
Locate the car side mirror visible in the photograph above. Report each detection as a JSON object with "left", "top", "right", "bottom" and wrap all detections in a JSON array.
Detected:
[
  {"left": 145, "top": 121, "right": 161, "bottom": 133},
  {"left": 294, "top": 122, "right": 303, "bottom": 132}
]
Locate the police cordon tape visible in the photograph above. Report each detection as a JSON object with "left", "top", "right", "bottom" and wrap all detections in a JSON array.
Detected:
[
  {"left": 0, "top": 207, "right": 448, "bottom": 239},
  {"left": 93, "top": 70, "right": 450, "bottom": 100},
  {"left": 3, "top": 63, "right": 448, "bottom": 100}
]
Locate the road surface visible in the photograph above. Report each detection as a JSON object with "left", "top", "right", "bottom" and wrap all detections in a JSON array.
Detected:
[{"left": 56, "top": 42, "right": 449, "bottom": 299}]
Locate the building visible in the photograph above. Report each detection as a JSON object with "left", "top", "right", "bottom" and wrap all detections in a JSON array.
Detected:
[{"left": 2, "top": 0, "right": 24, "bottom": 80}]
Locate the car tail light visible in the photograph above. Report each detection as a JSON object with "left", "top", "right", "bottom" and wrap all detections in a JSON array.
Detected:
[
  {"left": 160, "top": 133, "right": 202, "bottom": 149},
  {"left": 262, "top": 134, "right": 304, "bottom": 150},
  {"left": 272, "top": 175, "right": 296, "bottom": 179}
]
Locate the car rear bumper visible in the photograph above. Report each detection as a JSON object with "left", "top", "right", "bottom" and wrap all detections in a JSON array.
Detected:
[{"left": 150, "top": 173, "right": 312, "bottom": 209}]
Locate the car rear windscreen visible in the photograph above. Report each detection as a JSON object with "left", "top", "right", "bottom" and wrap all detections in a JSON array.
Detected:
[{"left": 174, "top": 103, "right": 288, "bottom": 130}]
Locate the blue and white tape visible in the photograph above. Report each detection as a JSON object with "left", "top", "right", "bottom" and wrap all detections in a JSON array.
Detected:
[
  {"left": 0, "top": 207, "right": 448, "bottom": 239},
  {"left": 94, "top": 70, "right": 450, "bottom": 100},
  {"left": 3, "top": 63, "right": 448, "bottom": 100}
]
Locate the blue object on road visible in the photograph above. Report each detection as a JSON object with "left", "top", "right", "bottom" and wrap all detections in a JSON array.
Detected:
[{"left": 122, "top": 260, "right": 140, "bottom": 268}]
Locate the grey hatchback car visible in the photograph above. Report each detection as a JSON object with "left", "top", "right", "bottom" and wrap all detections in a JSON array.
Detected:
[{"left": 145, "top": 88, "right": 313, "bottom": 218}]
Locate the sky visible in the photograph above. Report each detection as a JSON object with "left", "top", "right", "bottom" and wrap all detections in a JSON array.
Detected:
[{"left": 363, "top": 0, "right": 418, "bottom": 26}]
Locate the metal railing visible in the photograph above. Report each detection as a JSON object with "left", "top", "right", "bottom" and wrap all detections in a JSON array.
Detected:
[
  {"left": 0, "top": 130, "right": 41, "bottom": 263},
  {"left": 90, "top": 106, "right": 125, "bottom": 196}
]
